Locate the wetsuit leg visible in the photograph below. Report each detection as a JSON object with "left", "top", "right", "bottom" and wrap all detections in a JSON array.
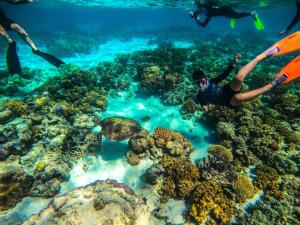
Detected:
[
  {"left": 223, "top": 7, "right": 251, "bottom": 19},
  {"left": 286, "top": 6, "right": 300, "bottom": 31}
]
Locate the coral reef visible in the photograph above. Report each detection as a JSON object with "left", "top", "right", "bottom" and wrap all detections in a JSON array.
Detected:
[
  {"left": 159, "top": 156, "right": 199, "bottom": 198},
  {"left": 22, "top": 180, "right": 150, "bottom": 225},
  {"left": 189, "top": 180, "right": 236, "bottom": 224},
  {"left": 0, "top": 161, "right": 33, "bottom": 212},
  {"left": 232, "top": 174, "right": 257, "bottom": 203},
  {"left": 149, "top": 127, "right": 194, "bottom": 158}
]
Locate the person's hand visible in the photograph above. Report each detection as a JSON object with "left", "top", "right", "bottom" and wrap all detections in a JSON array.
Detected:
[
  {"left": 278, "top": 30, "right": 288, "bottom": 37},
  {"left": 203, "top": 105, "right": 209, "bottom": 112},
  {"left": 232, "top": 53, "right": 241, "bottom": 66}
]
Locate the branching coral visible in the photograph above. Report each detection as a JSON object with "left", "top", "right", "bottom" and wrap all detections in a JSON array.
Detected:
[
  {"left": 159, "top": 156, "right": 199, "bottom": 198},
  {"left": 189, "top": 180, "right": 236, "bottom": 224}
]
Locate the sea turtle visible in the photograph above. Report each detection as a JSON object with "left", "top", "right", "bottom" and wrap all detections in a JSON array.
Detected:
[{"left": 95, "top": 116, "right": 148, "bottom": 147}]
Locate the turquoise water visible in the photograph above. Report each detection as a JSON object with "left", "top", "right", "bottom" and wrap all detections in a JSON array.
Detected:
[{"left": 0, "top": 1, "right": 299, "bottom": 225}]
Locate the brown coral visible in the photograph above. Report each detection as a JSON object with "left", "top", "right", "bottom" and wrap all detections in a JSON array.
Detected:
[
  {"left": 232, "top": 174, "right": 257, "bottom": 203},
  {"left": 190, "top": 180, "right": 236, "bottom": 224}
]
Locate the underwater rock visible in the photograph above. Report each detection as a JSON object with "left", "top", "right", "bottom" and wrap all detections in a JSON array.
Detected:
[
  {"left": 22, "top": 180, "right": 150, "bottom": 225},
  {"left": 0, "top": 161, "right": 34, "bottom": 213}
]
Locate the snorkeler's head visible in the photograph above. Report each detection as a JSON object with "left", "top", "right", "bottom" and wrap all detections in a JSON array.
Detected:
[
  {"left": 193, "top": 68, "right": 209, "bottom": 90},
  {"left": 192, "top": 68, "right": 207, "bottom": 81}
]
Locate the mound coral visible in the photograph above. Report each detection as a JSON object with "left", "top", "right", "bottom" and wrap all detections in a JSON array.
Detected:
[
  {"left": 23, "top": 180, "right": 149, "bottom": 225},
  {"left": 159, "top": 156, "right": 199, "bottom": 198},
  {"left": 145, "top": 127, "right": 194, "bottom": 159},
  {"left": 232, "top": 174, "right": 257, "bottom": 203}
]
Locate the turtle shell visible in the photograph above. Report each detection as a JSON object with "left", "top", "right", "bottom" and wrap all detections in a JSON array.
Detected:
[{"left": 101, "top": 117, "right": 143, "bottom": 141}]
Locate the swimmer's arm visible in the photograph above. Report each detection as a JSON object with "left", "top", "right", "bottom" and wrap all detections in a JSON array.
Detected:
[{"left": 211, "top": 53, "right": 241, "bottom": 84}]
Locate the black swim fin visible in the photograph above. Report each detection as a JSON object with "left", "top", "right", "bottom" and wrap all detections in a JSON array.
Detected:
[
  {"left": 6, "top": 41, "right": 22, "bottom": 75},
  {"left": 33, "top": 50, "right": 65, "bottom": 68}
]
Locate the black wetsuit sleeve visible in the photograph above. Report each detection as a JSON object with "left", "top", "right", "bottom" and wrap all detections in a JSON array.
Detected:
[
  {"left": 3, "top": 0, "right": 31, "bottom": 4},
  {"left": 195, "top": 15, "right": 211, "bottom": 27},
  {"left": 211, "top": 64, "right": 235, "bottom": 84},
  {"left": 286, "top": 2, "right": 300, "bottom": 31},
  {"left": 196, "top": 91, "right": 207, "bottom": 105}
]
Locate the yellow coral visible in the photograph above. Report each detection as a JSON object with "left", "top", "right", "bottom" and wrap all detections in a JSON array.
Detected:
[
  {"left": 190, "top": 181, "right": 236, "bottom": 224},
  {"left": 153, "top": 127, "right": 194, "bottom": 151},
  {"left": 5, "top": 99, "right": 28, "bottom": 116},
  {"left": 147, "top": 137, "right": 155, "bottom": 147},
  {"left": 35, "top": 161, "right": 46, "bottom": 172},
  {"left": 35, "top": 97, "right": 48, "bottom": 108},
  {"left": 208, "top": 145, "right": 233, "bottom": 161},
  {"left": 232, "top": 174, "right": 257, "bottom": 203}
]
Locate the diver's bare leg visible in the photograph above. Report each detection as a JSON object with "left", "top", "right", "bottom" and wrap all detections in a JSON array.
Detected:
[
  {"left": 229, "top": 53, "right": 266, "bottom": 92},
  {"left": 10, "top": 23, "right": 38, "bottom": 51},
  {"left": 230, "top": 84, "right": 273, "bottom": 106},
  {"left": 0, "top": 24, "right": 13, "bottom": 43}
]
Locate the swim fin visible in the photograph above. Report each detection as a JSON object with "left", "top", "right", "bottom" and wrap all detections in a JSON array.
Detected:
[
  {"left": 253, "top": 13, "right": 264, "bottom": 31},
  {"left": 33, "top": 50, "right": 65, "bottom": 68},
  {"left": 230, "top": 19, "right": 236, "bottom": 29},
  {"left": 274, "top": 56, "right": 300, "bottom": 84},
  {"left": 270, "top": 31, "right": 300, "bottom": 57},
  {"left": 6, "top": 41, "right": 22, "bottom": 75}
]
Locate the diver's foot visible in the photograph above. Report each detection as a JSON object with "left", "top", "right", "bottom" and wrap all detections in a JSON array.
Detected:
[
  {"left": 251, "top": 11, "right": 257, "bottom": 20},
  {"left": 271, "top": 74, "right": 288, "bottom": 87},
  {"left": 7, "top": 38, "right": 14, "bottom": 44},
  {"left": 264, "top": 46, "right": 280, "bottom": 57},
  {"left": 32, "top": 48, "right": 39, "bottom": 54}
]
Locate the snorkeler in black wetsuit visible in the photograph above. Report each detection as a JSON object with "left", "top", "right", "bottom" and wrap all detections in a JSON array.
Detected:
[
  {"left": 279, "top": 0, "right": 300, "bottom": 36},
  {"left": 193, "top": 49, "right": 288, "bottom": 111},
  {"left": 0, "top": 0, "right": 64, "bottom": 74},
  {"left": 189, "top": 1, "right": 256, "bottom": 28}
]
